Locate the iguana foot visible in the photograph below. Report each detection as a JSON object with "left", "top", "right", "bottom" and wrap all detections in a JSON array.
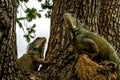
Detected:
[{"left": 100, "top": 61, "right": 117, "bottom": 72}]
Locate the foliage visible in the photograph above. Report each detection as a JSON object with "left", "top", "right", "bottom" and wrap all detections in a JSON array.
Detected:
[
  {"left": 41, "top": 0, "right": 52, "bottom": 18},
  {"left": 24, "top": 24, "right": 36, "bottom": 42},
  {"left": 25, "top": 8, "right": 41, "bottom": 22},
  {"left": 17, "top": 0, "right": 52, "bottom": 42},
  {"left": 20, "top": 0, "right": 29, "bottom": 3}
]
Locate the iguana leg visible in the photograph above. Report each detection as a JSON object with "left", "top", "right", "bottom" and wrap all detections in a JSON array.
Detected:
[
  {"left": 81, "top": 38, "right": 99, "bottom": 58},
  {"left": 99, "top": 61, "right": 117, "bottom": 74},
  {"left": 100, "top": 61, "right": 117, "bottom": 70},
  {"left": 35, "top": 58, "right": 50, "bottom": 65},
  {"left": 82, "top": 38, "right": 99, "bottom": 53},
  {"left": 32, "top": 54, "right": 50, "bottom": 65}
]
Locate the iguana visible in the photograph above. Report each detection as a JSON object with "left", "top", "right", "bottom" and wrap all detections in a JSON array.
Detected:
[
  {"left": 63, "top": 13, "right": 120, "bottom": 80},
  {"left": 17, "top": 37, "right": 49, "bottom": 71},
  {"left": 27, "top": 37, "right": 46, "bottom": 59}
]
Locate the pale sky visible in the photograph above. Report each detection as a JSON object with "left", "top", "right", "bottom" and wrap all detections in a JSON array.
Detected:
[{"left": 16, "top": 0, "right": 50, "bottom": 58}]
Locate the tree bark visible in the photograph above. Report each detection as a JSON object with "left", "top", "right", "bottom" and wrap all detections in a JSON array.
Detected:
[
  {"left": 0, "top": 0, "right": 19, "bottom": 79},
  {"left": 0, "top": 0, "right": 119, "bottom": 80},
  {"left": 40, "top": 0, "right": 119, "bottom": 80}
]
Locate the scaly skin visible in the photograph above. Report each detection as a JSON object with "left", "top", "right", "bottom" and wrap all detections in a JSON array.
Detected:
[
  {"left": 27, "top": 37, "right": 46, "bottom": 59},
  {"left": 17, "top": 37, "right": 49, "bottom": 71},
  {"left": 63, "top": 13, "right": 120, "bottom": 80}
]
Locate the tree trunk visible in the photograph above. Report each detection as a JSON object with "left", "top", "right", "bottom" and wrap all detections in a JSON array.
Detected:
[
  {"left": 0, "top": 0, "right": 119, "bottom": 80},
  {"left": 0, "top": 0, "right": 20, "bottom": 79},
  {"left": 40, "top": 0, "right": 119, "bottom": 80}
]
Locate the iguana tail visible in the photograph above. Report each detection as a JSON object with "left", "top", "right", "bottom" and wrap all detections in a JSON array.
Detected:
[{"left": 117, "top": 60, "right": 120, "bottom": 80}]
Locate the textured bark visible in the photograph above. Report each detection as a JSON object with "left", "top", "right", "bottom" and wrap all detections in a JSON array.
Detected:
[
  {"left": 0, "top": 0, "right": 119, "bottom": 80},
  {"left": 0, "top": 0, "right": 19, "bottom": 80},
  {"left": 40, "top": 0, "right": 120, "bottom": 80}
]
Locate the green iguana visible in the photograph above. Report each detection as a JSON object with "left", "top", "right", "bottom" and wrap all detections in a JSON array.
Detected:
[
  {"left": 63, "top": 13, "right": 120, "bottom": 80},
  {"left": 17, "top": 37, "right": 49, "bottom": 71},
  {"left": 27, "top": 37, "right": 46, "bottom": 59}
]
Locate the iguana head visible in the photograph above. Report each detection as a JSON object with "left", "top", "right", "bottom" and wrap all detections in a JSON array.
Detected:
[
  {"left": 28, "top": 37, "right": 46, "bottom": 51},
  {"left": 63, "top": 13, "right": 87, "bottom": 33},
  {"left": 63, "top": 13, "right": 77, "bottom": 29},
  {"left": 27, "top": 37, "right": 46, "bottom": 59}
]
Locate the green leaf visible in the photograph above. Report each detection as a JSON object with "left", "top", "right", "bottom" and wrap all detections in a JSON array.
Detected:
[
  {"left": 16, "top": 19, "right": 23, "bottom": 28},
  {"left": 24, "top": 34, "right": 30, "bottom": 42},
  {"left": 29, "top": 35, "right": 35, "bottom": 38},
  {"left": 25, "top": 8, "right": 30, "bottom": 13},
  {"left": 38, "top": 0, "right": 42, "bottom": 2},
  {"left": 37, "top": 13, "right": 41, "bottom": 18},
  {"left": 45, "top": 10, "right": 51, "bottom": 18},
  {"left": 39, "top": 10, "right": 43, "bottom": 12},
  {"left": 28, "top": 29, "right": 35, "bottom": 34},
  {"left": 41, "top": 1, "right": 52, "bottom": 10},
  {"left": 25, "top": 8, "right": 39, "bottom": 22},
  {"left": 32, "top": 24, "right": 36, "bottom": 28},
  {"left": 17, "top": 17, "right": 27, "bottom": 20},
  {"left": 26, "top": 27, "right": 30, "bottom": 30},
  {"left": 20, "top": 0, "right": 29, "bottom": 3},
  {"left": 24, "top": 0, "right": 29, "bottom": 3}
]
